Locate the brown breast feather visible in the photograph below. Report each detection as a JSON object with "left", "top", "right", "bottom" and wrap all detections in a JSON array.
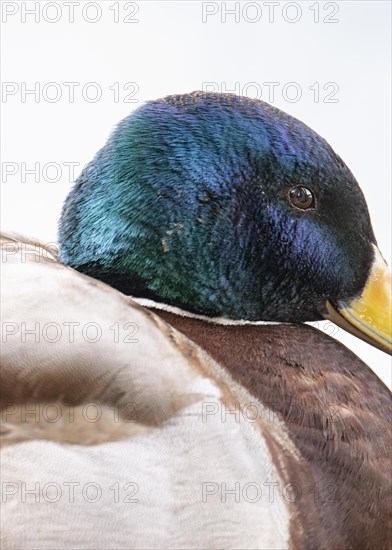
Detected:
[{"left": 154, "top": 310, "right": 392, "bottom": 550}]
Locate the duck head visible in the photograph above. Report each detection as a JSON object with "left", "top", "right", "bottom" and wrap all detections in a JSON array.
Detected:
[{"left": 59, "top": 92, "right": 391, "bottom": 354}]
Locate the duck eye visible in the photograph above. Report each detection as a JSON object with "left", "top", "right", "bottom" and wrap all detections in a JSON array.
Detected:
[{"left": 289, "top": 186, "right": 315, "bottom": 210}]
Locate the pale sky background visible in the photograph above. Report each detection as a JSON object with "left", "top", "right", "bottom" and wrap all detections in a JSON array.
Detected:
[{"left": 1, "top": 1, "right": 391, "bottom": 386}]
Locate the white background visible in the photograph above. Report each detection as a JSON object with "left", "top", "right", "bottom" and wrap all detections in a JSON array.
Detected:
[{"left": 1, "top": 0, "right": 391, "bottom": 386}]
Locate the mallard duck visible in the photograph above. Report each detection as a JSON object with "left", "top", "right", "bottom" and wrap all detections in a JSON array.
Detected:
[{"left": 1, "top": 92, "right": 391, "bottom": 550}]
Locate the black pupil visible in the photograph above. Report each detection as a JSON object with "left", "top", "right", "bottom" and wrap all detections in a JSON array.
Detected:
[{"left": 296, "top": 188, "right": 311, "bottom": 202}]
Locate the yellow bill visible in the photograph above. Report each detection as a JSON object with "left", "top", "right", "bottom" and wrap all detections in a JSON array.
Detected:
[{"left": 324, "top": 245, "right": 392, "bottom": 355}]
